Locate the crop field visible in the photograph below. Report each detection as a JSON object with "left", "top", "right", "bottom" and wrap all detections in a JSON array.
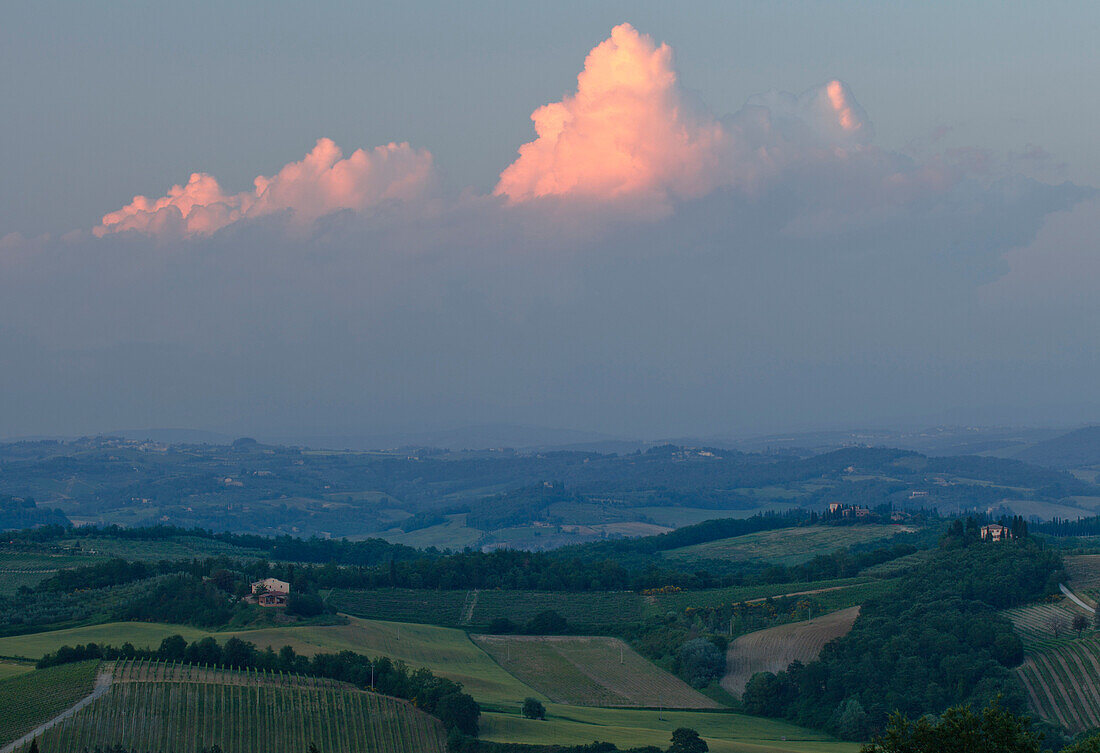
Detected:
[
  {"left": 473, "top": 635, "right": 719, "bottom": 708},
  {"left": 480, "top": 704, "right": 858, "bottom": 753},
  {"left": 0, "top": 660, "right": 99, "bottom": 747},
  {"left": 17, "top": 660, "right": 447, "bottom": 753},
  {"left": 330, "top": 588, "right": 471, "bottom": 626},
  {"left": 221, "top": 617, "right": 541, "bottom": 705},
  {"left": 332, "top": 587, "right": 645, "bottom": 629},
  {"left": 663, "top": 525, "right": 912, "bottom": 566},
  {"left": 646, "top": 578, "right": 875, "bottom": 615},
  {"left": 722, "top": 607, "right": 860, "bottom": 697}
]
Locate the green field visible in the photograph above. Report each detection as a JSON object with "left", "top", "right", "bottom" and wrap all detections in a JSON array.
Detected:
[
  {"left": 663, "top": 525, "right": 912, "bottom": 566},
  {"left": 0, "top": 660, "right": 100, "bottom": 747},
  {"left": 473, "top": 635, "right": 719, "bottom": 708},
  {"left": 332, "top": 587, "right": 646, "bottom": 629},
  {"left": 0, "top": 618, "right": 540, "bottom": 706},
  {"left": 19, "top": 661, "right": 447, "bottom": 753},
  {"left": 0, "top": 660, "right": 35, "bottom": 680},
  {"left": 0, "top": 622, "right": 213, "bottom": 659},
  {"left": 481, "top": 704, "right": 858, "bottom": 753},
  {"left": 380, "top": 514, "right": 483, "bottom": 549}
]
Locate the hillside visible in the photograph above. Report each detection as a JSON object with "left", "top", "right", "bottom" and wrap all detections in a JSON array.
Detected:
[
  {"left": 663, "top": 525, "right": 910, "bottom": 566},
  {"left": 721, "top": 606, "right": 861, "bottom": 697},
  {"left": 472, "top": 635, "right": 720, "bottom": 708},
  {"left": 1015, "top": 426, "right": 1100, "bottom": 469},
  {"left": 13, "top": 659, "right": 448, "bottom": 753}
]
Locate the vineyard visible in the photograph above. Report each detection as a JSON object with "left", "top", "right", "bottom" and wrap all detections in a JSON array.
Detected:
[
  {"left": 1015, "top": 635, "right": 1100, "bottom": 733},
  {"left": 722, "top": 606, "right": 861, "bottom": 697},
  {"left": 1005, "top": 597, "right": 1100, "bottom": 733},
  {"left": 471, "top": 635, "right": 719, "bottom": 708},
  {"left": 1065, "top": 555, "right": 1100, "bottom": 606},
  {"left": 1003, "top": 599, "right": 1090, "bottom": 648},
  {"left": 0, "top": 660, "right": 99, "bottom": 748},
  {"left": 13, "top": 660, "right": 448, "bottom": 753}
]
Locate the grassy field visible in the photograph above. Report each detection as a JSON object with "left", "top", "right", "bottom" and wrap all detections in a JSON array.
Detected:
[
  {"left": 0, "top": 660, "right": 100, "bottom": 747},
  {"left": 0, "top": 618, "right": 541, "bottom": 706},
  {"left": 722, "top": 607, "right": 860, "bottom": 697},
  {"left": 19, "top": 660, "right": 447, "bottom": 753},
  {"left": 0, "top": 660, "right": 35, "bottom": 680},
  {"left": 663, "top": 525, "right": 912, "bottom": 567},
  {"left": 332, "top": 587, "right": 646, "bottom": 629},
  {"left": 0, "top": 622, "right": 213, "bottom": 659},
  {"left": 473, "top": 635, "right": 719, "bottom": 708},
  {"left": 480, "top": 704, "right": 858, "bottom": 753}
]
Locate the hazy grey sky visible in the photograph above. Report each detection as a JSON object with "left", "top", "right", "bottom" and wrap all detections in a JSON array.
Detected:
[{"left": 1, "top": 2, "right": 1098, "bottom": 440}]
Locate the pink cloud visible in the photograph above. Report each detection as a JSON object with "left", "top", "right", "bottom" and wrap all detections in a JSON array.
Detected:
[
  {"left": 494, "top": 23, "right": 729, "bottom": 207},
  {"left": 95, "top": 139, "right": 435, "bottom": 237}
]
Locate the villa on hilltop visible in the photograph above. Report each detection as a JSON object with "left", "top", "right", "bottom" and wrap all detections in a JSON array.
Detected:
[{"left": 251, "top": 577, "right": 290, "bottom": 607}]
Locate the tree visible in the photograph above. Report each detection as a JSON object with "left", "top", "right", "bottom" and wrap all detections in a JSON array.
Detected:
[
  {"left": 677, "top": 638, "right": 724, "bottom": 688},
  {"left": 832, "top": 697, "right": 871, "bottom": 741},
  {"left": 522, "top": 697, "right": 546, "bottom": 720},
  {"left": 307, "top": 744, "right": 320, "bottom": 753},
  {"left": 1050, "top": 615, "right": 1067, "bottom": 638},
  {"left": 435, "top": 691, "right": 481, "bottom": 736},
  {"left": 524, "top": 610, "right": 568, "bottom": 634},
  {"left": 667, "top": 727, "right": 708, "bottom": 753},
  {"left": 28, "top": 741, "right": 38, "bottom": 753},
  {"left": 157, "top": 634, "right": 187, "bottom": 661},
  {"left": 1062, "top": 731, "right": 1100, "bottom": 753},
  {"left": 860, "top": 700, "right": 1041, "bottom": 753},
  {"left": 1074, "top": 614, "right": 1089, "bottom": 636}
]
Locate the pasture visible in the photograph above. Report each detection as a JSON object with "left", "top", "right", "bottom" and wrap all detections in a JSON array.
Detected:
[
  {"left": 17, "top": 660, "right": 447, "bottom": 753},
  {"left": 663, "top": 525, "right": 911, "bottom": 566},
  {"left": 0, "top": 660, "right": 99, "bottom": 747},
  {"left": 480, "top": 704, "right": 858, "bottom": 753},
  {"left": 472, "top": 635, "right": 719, "bottom": 708},
  {"left": 722, "top": 607, "right": 860, "bottom": 697}
]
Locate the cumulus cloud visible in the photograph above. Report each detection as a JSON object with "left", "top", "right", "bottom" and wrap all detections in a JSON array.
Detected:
[
  {"left": 95, "top": 139, "right": 435, "bottom": 237},
  {"left": 494, "top": 24, "right": 892, "bottom": 213},
  {"left": 494, "top": 23, "right": 729, "bottom": 207}
]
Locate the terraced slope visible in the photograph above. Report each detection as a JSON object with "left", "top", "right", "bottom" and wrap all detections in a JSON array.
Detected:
[
  {"left": 1006, "top": 598, "right": 1100, "bottom": 733},
  {"left": 14, "top": 660, "right": 447, "bottom": 753},
  {"left": 472, "top": 635, "right": 719, "bottom": 708},
  {"left": 722, "top": 606, "right": 861, "bottom": 697}
]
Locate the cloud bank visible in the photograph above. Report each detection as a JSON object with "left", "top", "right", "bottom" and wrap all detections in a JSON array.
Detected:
[
  {"left": 95, "top": 139, "right": 435, "bottom": 237},
  {"left": 0, "top": 24, "right": 1095, "bottom": 438}
]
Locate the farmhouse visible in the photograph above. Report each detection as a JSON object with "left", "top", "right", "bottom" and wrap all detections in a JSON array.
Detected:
[
  {"left": 981, "top": 523, "right": 1011, "bottom": 541},
  {"left": 251, "top": 577, "right": 290, "bottom": 607}
]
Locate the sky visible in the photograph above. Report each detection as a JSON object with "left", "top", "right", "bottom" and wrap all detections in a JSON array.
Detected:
[{"left": 1, "top": 1, "right": 1099, "bottom": 441}]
